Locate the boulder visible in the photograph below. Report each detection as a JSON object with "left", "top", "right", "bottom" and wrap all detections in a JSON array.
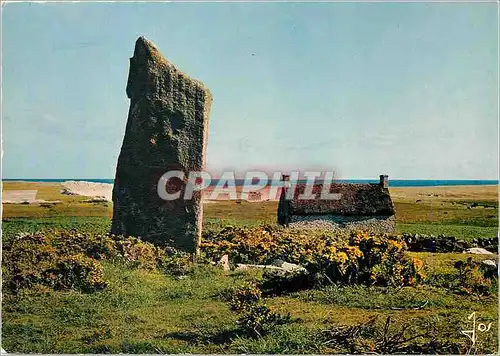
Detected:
[
  {"left": 236, "top": 261, "right": 307, "bottom": 275},
  {"left": 235, "top": 264, "right": 284, "bottom": 272},
  {"left": 272, "top": 259, "right": 307, "bottom": 273},
  {"left": 464, "top": 247, "right": 494, "bottom": 255},
  {"left": 482, "top": 259, "right": 497, "bottom": 268},
  {"left": 111, "top": 37, "right": 212, "bottom": 254},
  {"left": 482, "top": 259, "right": 498, "bottom": 278},
  {"left": 217, "top": 255, "right": 230, "bottom": 271}
]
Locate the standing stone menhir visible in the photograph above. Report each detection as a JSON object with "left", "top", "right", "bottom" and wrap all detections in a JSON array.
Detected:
[{"left": 111, "top": 37, "right": 212, "bottom": 254}]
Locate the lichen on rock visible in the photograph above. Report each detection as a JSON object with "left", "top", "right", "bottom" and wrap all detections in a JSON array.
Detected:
[{"left": 111, "top": 36, "right": 212, "bottom": 254}]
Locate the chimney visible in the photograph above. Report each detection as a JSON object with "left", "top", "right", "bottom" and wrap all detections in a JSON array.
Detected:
[
  {"left": 279, "top": 174, "right": 290, "bottom": 201},
  {"left": 379, "top": 175, "right": 388, "bottom": 189}
]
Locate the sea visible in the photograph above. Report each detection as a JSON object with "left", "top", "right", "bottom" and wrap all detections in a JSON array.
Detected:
[{"left": 2, "top": 179, "right": 498, "bottom": 187}]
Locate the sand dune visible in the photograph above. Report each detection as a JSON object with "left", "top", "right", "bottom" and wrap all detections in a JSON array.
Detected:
[{"left": 62, "top": 181, "right": 113, "bottom": 201}]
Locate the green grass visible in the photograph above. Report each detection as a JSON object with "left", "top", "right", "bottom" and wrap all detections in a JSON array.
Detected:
[
  {"left": 204, "top": 200, "right": 277, "bottom": 222},
  {"left": 2, "top": 263, "right": 258, "bottom": 353},
  {"left": 4, "top": 216, "right": 496, "bottom": 246},
  {"left": 2, "top": 182, "right": 112, "bottom": 218},
  {"left": 1, "top": 216, "right": 111, "bottom": 245},
  {"left": 2, "top": 182, "right": 83, "bottom": 201},
  {"left": 393, "top": 202, "right": 498, "bottom": 227},
  {"left": 3, "top": 181, "right": 498, "bottom": 240},
  {"left": 2, "top": 182, "right": 498, "bottom": 353},
  {"left": 2, "top": 202, "right": 112, "bottom": 219},
  {"left": 3, "top": 254, "right": 497, "bottom": 354},
  {"left": 397, "top": 223, "right": 498, "bottom": 239}
]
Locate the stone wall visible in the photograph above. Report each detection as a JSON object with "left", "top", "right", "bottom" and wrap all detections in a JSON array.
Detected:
[{"left": 288, "top": 214, "right": 396, "bottom": 235}]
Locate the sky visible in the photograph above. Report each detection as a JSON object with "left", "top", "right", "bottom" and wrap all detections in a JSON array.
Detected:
[{"left": 1, "top": 2, "right": 498, "bottom": 179}]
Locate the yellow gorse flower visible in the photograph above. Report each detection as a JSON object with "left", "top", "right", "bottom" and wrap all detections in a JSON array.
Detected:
[{"left": 201, "top": 227, "right": 426, "bottom": 287}]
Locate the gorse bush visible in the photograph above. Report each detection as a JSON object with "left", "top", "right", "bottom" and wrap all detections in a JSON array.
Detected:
[
  {"left": 114, "top": 237, "right": 169, "bottom": 271},
  {"left": 46, "top": 254, "right": 106, "bottom": 292},
  {"left": 2, "top": 231, "right": 176, "bottom": 294},
  {"left": 202, "top": 227, "right": 425, "bottom": 288},
  {"left": 348, "top": 232, "right": 426, "bottom": 286},
  {"left": 202, "top": 225, "right": 344, "bottom": 265},
  {"left": 3, "top": 225, "right": 426, "bottom": 296},
  {"left": 160, "top": 247, "right": 193, "bottom": 277},
  {"left": 229, "top": 282, "right": 262, "bottom": 311},
  {"left": 237, "top": 304, "right": 291, "bottom": 339},
  {"left": 454, "top": 257, "right": 493, "bottom": 296},
  {"left": 226, "top": 282, "right": 291, "bottom": 338},
  {"left": 2, "top": 233, "right": 107, "bottom": 294},
  {"left": 52, "top": 231, "right": 117, "bottom": 259}
]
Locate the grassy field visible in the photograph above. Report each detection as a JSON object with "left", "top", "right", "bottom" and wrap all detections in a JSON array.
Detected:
[
  {"left": 1, "top": 182, "right": 498, "bottom": 353},
  {"left": 2, "top": 182, "right": 498, "bottom": 238},
  {"left": 2, "top": 252, "right": 497, "bottom": 353}
]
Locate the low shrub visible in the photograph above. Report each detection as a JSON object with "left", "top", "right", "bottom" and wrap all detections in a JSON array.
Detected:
[
  {"left": 161, "top": 249, "right": 193, "bottom": 277},
  {"left": 2, "top": 231, "right": 176, "bottom": 294},
  {"left": 203, "top": 227, "right": 425, "bottom": 288},
  {"left": 2, "top": 233, "right": 107, "bottom": 294},
  {"left": 53, "top": 231, "right": 117, "bottom": 259},
  {"left": 45, "top": 254, "right": 106, "bottom": 292},
  {"left": 226, "top": 282, "right": 291, "bottom": 338},
  {"left": 237, "top": 304, "right": 291, "bottom": 339},
  {"left": 229, "top": 282, "right": 262, "bottom": 311},
  {"left": 348, "top": 232, "right": 426, "bottom": 287},
  {"left": 115, "top": 236, "right": 168, "bottom": 271},
  {"left": 202, "top": 225, "right": 343, "bottom": 265},
  {"left": 453, "top": 257, "right": 493, "bottom": 296},
  {"left": 321, "top": 316, "right": 462, "bottom": 354}
]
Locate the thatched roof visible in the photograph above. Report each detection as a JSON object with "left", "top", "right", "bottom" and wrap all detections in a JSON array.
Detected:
[{"left": 281, "top": 183, "right": 395, "bottom": 216}]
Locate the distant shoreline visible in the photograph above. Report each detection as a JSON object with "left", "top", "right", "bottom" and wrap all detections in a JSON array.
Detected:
[{"left": 2, "top": 178, "right": 498, "bottom": 188}]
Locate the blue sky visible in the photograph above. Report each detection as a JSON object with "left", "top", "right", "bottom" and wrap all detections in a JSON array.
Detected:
[{"left": 2, "top": 2, "right": 498, "bottom": 179}]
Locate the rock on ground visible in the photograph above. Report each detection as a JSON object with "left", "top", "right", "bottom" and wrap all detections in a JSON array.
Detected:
[
  {"left": 272, "top": 259, "right": 307, "bottom": 273},
  {"left": 464, "top": 247, "right": 494, "bottom": 255},
  {"left": 482, "top": 259, "right": 497, "bottom": 268},
  {"left": 217, "top": 255, "right": 230, "bottom": 271},
  {"left": 236, "top": 261, "right": 307, "bottom": 275},
  {"left": 235, "top": 264, "right": 285, "bottom": 272},
  {"left": 111, "top": 37, "right": 212, "bottom": 254}
]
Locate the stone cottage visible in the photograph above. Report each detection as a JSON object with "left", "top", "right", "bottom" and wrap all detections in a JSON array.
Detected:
[{"left": 277, "top": 175, "right": 396, "bottom": 234}]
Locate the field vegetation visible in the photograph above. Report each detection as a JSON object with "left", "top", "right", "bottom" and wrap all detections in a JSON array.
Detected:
[
  {"left": 2, "top": 182, "right": 497, "bottom": 238},
  {"left": 1, "top": 182, "right": 498, "bottom": 353}
]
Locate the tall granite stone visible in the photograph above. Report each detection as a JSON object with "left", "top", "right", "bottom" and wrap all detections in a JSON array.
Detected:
[{"left": 111, "top": 37, "right": 212, "bottom": 254}]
